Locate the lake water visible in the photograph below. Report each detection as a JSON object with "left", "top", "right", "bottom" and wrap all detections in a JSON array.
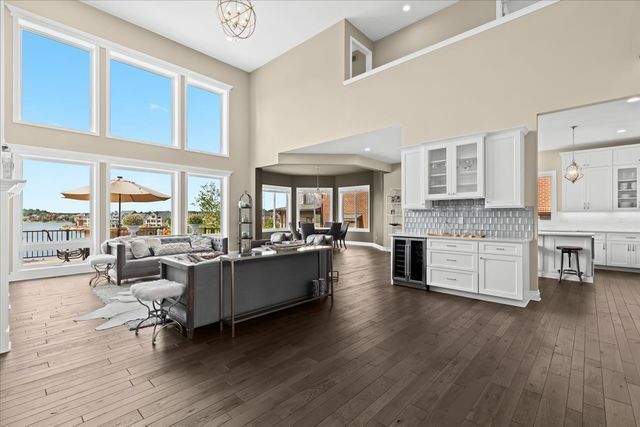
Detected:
[{"left": 22, "top": 221, "right": 74, "bottom": 231}]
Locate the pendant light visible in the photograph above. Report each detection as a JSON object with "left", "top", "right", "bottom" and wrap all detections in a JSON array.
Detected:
[{"left": 564, "top": 125, "right": 584, "bottom": 184}]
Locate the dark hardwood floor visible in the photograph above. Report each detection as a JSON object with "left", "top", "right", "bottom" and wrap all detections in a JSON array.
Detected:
[{"left": 1, "top": 246, "right": 640, "bottom": 426}]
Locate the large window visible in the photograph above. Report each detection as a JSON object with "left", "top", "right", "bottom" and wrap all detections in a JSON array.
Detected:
[
  {"left": 109, "top": 167, "right": 174, "bottom": 238},
  {"left": 187, "top": 175, "right": 224, "bottom": 235},
  {"left": 18, "top": 24, "right": 96, "bottom": 133},
  {"left": 109, "top": 52, "right": 176, "bottom": 146},
  {"left": 296, "top": 188, "right": 333, "bottom": 227},
  {"left": 339, "top": 185, "right": 370, "bottom": 232},
  {"left": 186, "top": 81, "right": 225, "bottom": 155},
  {"left": 262, "top": 185, "right": 290, "bottom": 232},
  {"left": 20, "top": 158, "right": 94, "bottom": 269}
]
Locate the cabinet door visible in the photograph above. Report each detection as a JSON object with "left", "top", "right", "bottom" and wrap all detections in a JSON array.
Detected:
[
  {"left": 479, "top": 254, "right": 523, "bottom": 300},
  {"left": 607, "top": 241, "right": 630, "bottom": 267},
  {"left": 594, "top": 239, "right": 606, "bottom": 265},
  {"left": 613, "top": 145, "right": 640, "bottom": 166},
  {"left": 401, "top": 147, "right": 425, "bottom": 209},
  {"left": 408, "top": 239, "right": 425, "bottom": 284},
  {"left": 614, "top": 166, "right": 639, "bottom": 211},
  {"left": 586, "top": 166, "right": 612, "bottom": 211},
  {"left": 485, "top": 130, "right": 524, "bottom": 208},
  {"left": 425, "top": 144, "right": 449, "bottom": 199},
  {"left": 631, "top": 244, "right": 640, "bottom": 269},
  {"left": 562, "top": 175, "right": 586, "bottom": 211},
  {"left": 451, "top": 137, "right": 484, "bottom": 199},
  {"left": 392, "top": 238, "right": 408, "bottom": 280}
]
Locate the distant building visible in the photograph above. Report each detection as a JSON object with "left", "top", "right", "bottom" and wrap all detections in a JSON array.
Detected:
[
  {"left": 74, "top": 214, "right": 89, "bottom": 228},
  {"left": 144, "top": 212, "right": 163, "bottom": 227}
]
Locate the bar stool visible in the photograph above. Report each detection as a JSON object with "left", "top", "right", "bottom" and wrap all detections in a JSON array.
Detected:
[{"left": 556, "top": 246, "right": 584, "bottom": 284}]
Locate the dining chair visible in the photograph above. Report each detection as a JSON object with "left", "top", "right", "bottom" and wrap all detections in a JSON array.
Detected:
[
  {"left": 289, "top": 222, "right": 302, "bottom": 240},
  {"left": 327, "top": 222, "right": 342, "bottom": 248},
  {"left": 339, "top": 222, "right": 350, "bottom": 249},
  {"left": 300, "top": 222, "right": 317, "bottom": 240}
]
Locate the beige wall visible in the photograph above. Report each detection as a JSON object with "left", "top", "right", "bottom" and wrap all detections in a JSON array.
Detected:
[
  {"left": 344, "top": 20, "right": 373, "bottom": 80},
  {"left": 373, "top": 0, "right": 495, "bottom": 68},
  {"left": 250, "top": 1, "right": 640, "bottom": 170},
  {"left": 538, "top": 139, "right": 640, "bottom": 211},
  {"left": 3, "top": 1, "right": 251, "bottom": 250}
]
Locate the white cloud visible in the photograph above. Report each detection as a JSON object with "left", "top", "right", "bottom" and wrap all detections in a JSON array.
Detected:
[{"left": 148, "top": 103, "right": 168, "bottom": 113}]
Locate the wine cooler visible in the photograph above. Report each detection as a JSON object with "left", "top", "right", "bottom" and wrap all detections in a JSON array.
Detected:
[{"left": 392, "top": 237, "right": 427, "bottom": 290}]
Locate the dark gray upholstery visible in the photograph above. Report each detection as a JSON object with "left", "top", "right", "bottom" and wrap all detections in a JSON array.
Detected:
[{"left": 106, "top": 235, "right": 228, "bottom": 286}]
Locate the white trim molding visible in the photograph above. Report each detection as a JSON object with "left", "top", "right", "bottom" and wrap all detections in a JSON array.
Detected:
[
  {"left": 349, "top": 36, "right": 372, "bottom": 79},
  {"left": 338, "top": 184, "right": 371, "bottom": 233},
  {"left": 261, "top": 184, "right": 292, "bottom": 232},
  {"left": 343, "top": 240, "right": 388, "bottom": 252}
]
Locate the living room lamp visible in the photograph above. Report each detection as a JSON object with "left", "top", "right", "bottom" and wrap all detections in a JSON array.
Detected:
[{"left": 564, "top": 125, "right": 584, "bottom": 184}]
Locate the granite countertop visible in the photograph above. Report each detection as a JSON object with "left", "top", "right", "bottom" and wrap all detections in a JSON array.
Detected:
[
  {"left": 390, "top": 232, "right": 531, "bottom": 244},
  {"left": 538, "top": 231, "right": 595, "bottom": 237}
]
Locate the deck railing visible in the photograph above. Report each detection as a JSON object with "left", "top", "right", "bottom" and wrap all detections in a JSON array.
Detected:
[{"left": 22, "top": 229, "right": 88, "bottom": 259}]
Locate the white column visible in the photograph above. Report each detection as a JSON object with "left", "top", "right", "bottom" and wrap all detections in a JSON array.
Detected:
[{"left": 0, "top": 179, "right": 25, "bottom": 354}]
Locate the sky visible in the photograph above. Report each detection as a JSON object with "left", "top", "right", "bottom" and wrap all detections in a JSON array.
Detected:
[{"left": 21, "top": 29, "right": 223, "bottom": 215}]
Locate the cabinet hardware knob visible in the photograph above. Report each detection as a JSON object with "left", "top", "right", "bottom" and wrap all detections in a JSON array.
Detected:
[
  {"left": 446, "top": 277, "right": 457, "bottom": 281},
  {"left": 496, "top": 247, "right": 505, "bottom": 251},
  {"left": 446, "top": 259, "right": 457, "bottom": 262}
]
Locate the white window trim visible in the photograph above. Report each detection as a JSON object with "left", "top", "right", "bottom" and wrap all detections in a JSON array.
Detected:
[
  {"left": 12, "top": 15, "right": 99, "bottom": 135},
  {"left": 538, "top": 170, "right": 557, "bottom": 220},
  {"left": 12, "top": 154, "right": 99, "bottom": 277},
  {"left": 184, "top": 77, "right": 230, "bottom": 157},
  {"left": 338, "top": 185, "right": 371, "bottom": 233},
  {"left": 106, "top": 49, "right": 180, "bottom": 148},
  {"left": 349, "top": 36, "right": 372, "bottom": 79},
  {"left": 262, "top": 184, "right": 291, "bottom": 232},
  {"left": 296, "top": 187, "right": 333, "bottom": 226},
  {"left": 186, "top": 173, "right": 228, "bottom": 237}
]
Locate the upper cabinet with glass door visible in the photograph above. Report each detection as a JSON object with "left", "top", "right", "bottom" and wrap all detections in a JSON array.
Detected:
[{"left": 425, "top": 135, "right": 485, "bottom": 200}]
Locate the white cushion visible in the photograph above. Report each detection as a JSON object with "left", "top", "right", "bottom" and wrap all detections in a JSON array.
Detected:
[
  {"left": 87, "top": 254, "right": 116, "bottom": 266},
  {"left": 130, "top": 279, "right": 185, "bottom": 301},
  {"left": 130, "top": 239, "right": 151, "bottom": 259},
  {"left": 154, "top": 242, "right": 192, "bottom": 256},
  {"left": 190, "top": 235, "right": 212, "bottom": 252}
]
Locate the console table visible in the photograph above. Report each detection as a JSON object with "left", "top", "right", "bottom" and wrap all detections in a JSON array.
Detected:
[{"left": 219, "top": 246, "right": 333, "bottom": 337}]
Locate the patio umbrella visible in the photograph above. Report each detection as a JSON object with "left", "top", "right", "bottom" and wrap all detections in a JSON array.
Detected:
[{"left": 61, "top": 176, "right": 171, "bottom": 234}]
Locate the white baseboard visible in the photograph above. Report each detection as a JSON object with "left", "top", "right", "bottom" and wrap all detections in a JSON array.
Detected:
[
  {"left": 529, "top": 290, "right": 541, "bottom": 302},
  {"left": 9, "top": 264, "right": 92, "bottom": 282},
  {"left": 428, "top": 285, "right": 530, "bottom": 308},
  {"left": 344, "top": 241, "right": 389, "bottom": 252},
  {"left": 538, "top": 272, "right": 593, "bottom": 284}
]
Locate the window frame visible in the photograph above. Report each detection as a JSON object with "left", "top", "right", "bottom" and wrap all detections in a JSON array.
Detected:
[
  {"left": 13, "top": 17, "right": 99, "bottom": 135},
  {"left": 106, "top": 49, "right": 180, "bottom": 148},
  {"left": 537, "top": 170, "right": 557, "bottom": 221},
  {"left": 13, "top": 154, "right": 100, "bottom": 275},
  {"left": 186, "top": 173, "right": 228, "bottom": 237},
  {"left": 296, "top": 187, "right": 333, "bottom": 227},
  {"left": 184, "top": 77, "right": 230, "bottom": 157},
  {"left": 261, "top": 185, "right": 291, "bottom": 232},
  {"left": 338, "top": 185, "right": 371, "bottom": 233}
]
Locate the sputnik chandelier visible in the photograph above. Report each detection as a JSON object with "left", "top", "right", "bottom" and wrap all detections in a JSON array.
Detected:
[{"left": 217, "top": 0, "right": 257, "bottom": 40}]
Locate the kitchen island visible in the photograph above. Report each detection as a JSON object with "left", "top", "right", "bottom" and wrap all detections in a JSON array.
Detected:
[{"left": 538, "top": 231, "right": 595, "bottom": 283}]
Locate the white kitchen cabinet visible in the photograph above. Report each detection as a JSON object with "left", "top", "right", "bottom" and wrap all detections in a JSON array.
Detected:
[
  {"left": 478, "top": 254, "right": 523, "bottom": 300},
  {"left": 561, "top": 161, "right": 612, "bottom": 212},
  {"left": 401, "top": 146, "right": 427, "bottom": 209},
  {"left": 562, "top": 148, "right": 612, "bottom": 169},
  {"left": 484, "top": 128, "right": 526, "bottom": 208},
  {"left": 425, "top": 135, "right": 484, "bottom": 201},
  {"left": 614, "top": 165, "right": 639, "bottom": 211},
  {"left": 427, "top": 267, "right": 478, "bottom": 293},
  {"left": 607, "top": 234, "right": 640, "bottom": 268},
  {"left": 613, "top": 145, "right": 640, "bottom": 166},
  {"left": 594, "top": 238, "right": 606, "bottom": 265}
]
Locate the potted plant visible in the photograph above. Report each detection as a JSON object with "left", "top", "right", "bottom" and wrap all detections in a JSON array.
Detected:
[
  {"left": 187, "top": 213, "right": 204, "bottom": 234},
  {"left": 122, "top": 213, "right": 144, "bottom": 237}
]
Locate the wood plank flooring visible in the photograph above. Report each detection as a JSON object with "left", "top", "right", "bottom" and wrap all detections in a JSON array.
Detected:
[{"left": 1, "top": 246, "right": 640, "bottom": 426}]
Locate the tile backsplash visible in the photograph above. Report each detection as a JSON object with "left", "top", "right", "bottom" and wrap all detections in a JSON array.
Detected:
[{"left": 404, "top": 199, "right": 534, "bottom": 239}]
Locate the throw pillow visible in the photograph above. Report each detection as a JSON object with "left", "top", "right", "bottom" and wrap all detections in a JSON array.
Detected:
[
  {"left": 130, "top": 239, "right": 152, "bottom": 259},
  {"left": 270, "top": 232, "right": 285, "bottom": 244},
  {"left": 190, "top": 235, "right": 212, "bottom": 252},
  {"left": 306, "top": 235, "right": 327, "bottom": 245},
  {"left": 143, "top": 237, "right": 162, "bottom": 255},
  {"left": 154, "top": 242, "right": 192, "bottom": 256}
]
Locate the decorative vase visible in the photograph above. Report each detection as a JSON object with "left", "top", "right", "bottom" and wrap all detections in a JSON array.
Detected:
[{"left": 127, "top": 225, "right": 139, "bottom": 237}]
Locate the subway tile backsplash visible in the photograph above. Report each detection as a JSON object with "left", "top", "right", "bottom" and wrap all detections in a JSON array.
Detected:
[{"left": 404, "top": 199, "right": 534, "bottom": 239}]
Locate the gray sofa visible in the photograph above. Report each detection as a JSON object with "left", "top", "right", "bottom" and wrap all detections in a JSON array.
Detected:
[{"left": 104, "top": 235, "right": 228, "bottom": 286}]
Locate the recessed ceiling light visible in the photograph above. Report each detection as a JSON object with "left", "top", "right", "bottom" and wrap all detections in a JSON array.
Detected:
[
  {"left": 617, "top": 129, "right": 627, "bottom": 134},
  {"left": 402, "top": 4, "right": 411, "bottom": 12},
  {"left": 627, "top": 96, "right": 640, "bottom": 103},
  {"left": 364, "top": 147, "right": 371, "bottom": 152}
]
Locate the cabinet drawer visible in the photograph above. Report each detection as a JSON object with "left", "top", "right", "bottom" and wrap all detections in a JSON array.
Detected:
[
  {"left": 613, "top": 145, "right": 640, "bottom": 166},
  {"left": 427, "top": 250, "right": 476, "bottom": 271},
  {"left": 427, "top": 267, "right": 477, "bottom": 293},
  {"left": 607, "top": 233, "right": 640, "bottom": 242},
  {"left": 479, "top": 242, "right": 523, "bottom": 257},
  {"left": 427, "top": 239, "right": 478, "bottom": 253}
]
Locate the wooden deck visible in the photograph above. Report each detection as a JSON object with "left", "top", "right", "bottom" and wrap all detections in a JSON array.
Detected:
[{"left": 1, "top": 246, "right": 640, "bottom": 426}]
